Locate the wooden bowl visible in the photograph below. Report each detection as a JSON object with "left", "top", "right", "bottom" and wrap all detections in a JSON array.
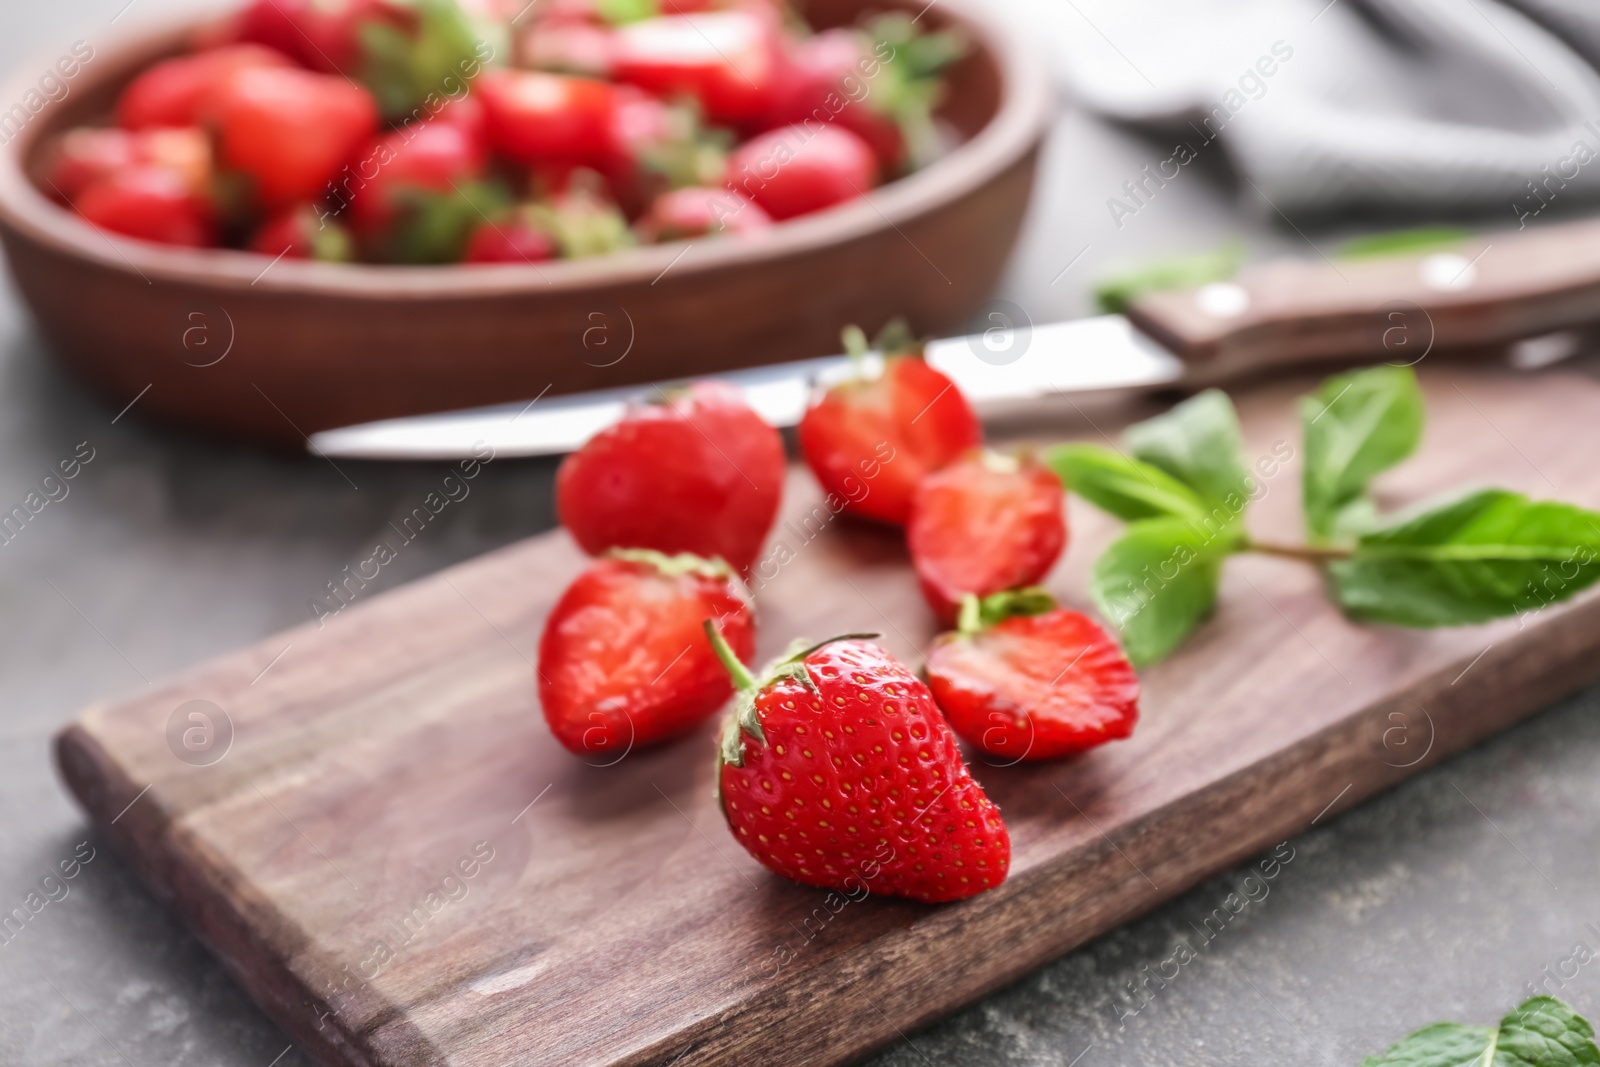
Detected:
[{"left": 0, "top": 0, "right": 1051, "bottom": 448}]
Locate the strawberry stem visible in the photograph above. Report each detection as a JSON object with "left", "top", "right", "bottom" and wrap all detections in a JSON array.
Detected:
[
  {"left": 702, "top": 619, "right": 757, "bottom": 691},
  {"left": 706, "top": 628, "right": 882, "bottom": 771}
]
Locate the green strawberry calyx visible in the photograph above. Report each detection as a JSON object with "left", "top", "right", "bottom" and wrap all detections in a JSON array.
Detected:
[
  {"left": 702, "top": 623, "right": 880, "bottom": 770},
  {"left": 840, "top": 319, "right": 921, "bottom": 366},
  {"left": 955, "top": 588, "right": 1056, "bottom": 637},
  {"left": 858, "top": 13, "right": 969, "bottom": 173},
  {"left": 607, "top": 547, "right": 734, "bottom": 582},
  {"left": 608, "top": 548, "right": 754, "bottom": 616}
]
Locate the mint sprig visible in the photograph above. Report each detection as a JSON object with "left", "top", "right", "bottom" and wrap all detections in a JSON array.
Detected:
[
  {"left": 1051, "top": 366, "right": 1600, "bottom": 666},
  {"left": 1125, "top": 389, "right": 1252, "bottom": 517},
  {"left": 1301, "top": 365, "right": 1423, "bottom": 542},
  {"left": 1363, "top": 996, "right": 1600, "bottom": 1067},
  {"left": 1047, "top": 389, "right": 1250, "bottom": 666}
]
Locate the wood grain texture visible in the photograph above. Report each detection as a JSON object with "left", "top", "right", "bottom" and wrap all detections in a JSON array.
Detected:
[
  {"left": 0, "top": 0, "right": 1049, "bottom": 448},
  {"left": 54, "top": 365, "right": 1600, "bottom": 1067},
  {"left": 1127, "top": 220, "right": 1600, "bottom": 376}
]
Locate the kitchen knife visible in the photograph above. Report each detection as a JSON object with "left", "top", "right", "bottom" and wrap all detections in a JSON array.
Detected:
[
  {"left": 307, "top": 316, "right": 1185, "bottom": 461},
  {"left": 308, "top": 221, "right": 1600, "bottom": 461}
]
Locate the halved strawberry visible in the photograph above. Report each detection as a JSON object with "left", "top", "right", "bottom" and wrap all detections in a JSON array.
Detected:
[
  {"left": 42, "top": 127, "right": 211, "bottom": 207},
  {"left": 40, "top": 129, "right": 137, "bottom": 204},
  {"left": 611, "top": 8, "right": 790, "bottom": 127},
  {"left": 76, "top": 166, "right": 216, "bottom": 247},
  {"left": 557, "top": 380, "right": 784, "bottom": 572},
  {"left": 925, "top": 592, "right": 1139, "bottom": 763},
  {"left": 798, "top": 322, "right": 981, "bottom": 526},
  {"left": 907, "top": 450, "right": 1066, "bottom": 625},
  {"left": 707, "top": 628, "right": 1010, "bottom": 902},
  {"left": 518, "top": 18, "right": 616, "bottom": 76},
  {"left": 537, "top": 550, "right": 755, "bottom": 757}
]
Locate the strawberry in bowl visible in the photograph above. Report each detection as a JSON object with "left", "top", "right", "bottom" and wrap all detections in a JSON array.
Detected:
[
  {"left": 0, "top": 0, "right": 1049, "bottom": 448},
  {"left": 34, "top": 0, "right": 966, "bottom": 263}
]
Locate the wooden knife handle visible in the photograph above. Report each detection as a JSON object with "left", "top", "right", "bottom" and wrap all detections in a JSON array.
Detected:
[{"left": 1124, "top": 219, "right": 1600, "bottom": 379}]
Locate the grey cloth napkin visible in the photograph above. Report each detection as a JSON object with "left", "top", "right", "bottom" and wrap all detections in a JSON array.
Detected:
[{"left": 1024, "top": 0, "right": 1600, "bottom": 219}]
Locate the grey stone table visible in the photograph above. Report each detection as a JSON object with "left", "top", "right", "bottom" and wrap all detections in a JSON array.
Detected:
[{"left": 3, "top": 3, "right": 1599, "bottom": 1066}]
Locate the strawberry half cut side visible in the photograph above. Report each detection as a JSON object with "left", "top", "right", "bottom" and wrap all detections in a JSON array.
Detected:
[
  {"left": 925, "top": 591, "right": 1140, "bottom": 763},
  {"left": 907, "top": 448, "right": 1067, "bottom": 626},
  {"left": 797, "top": 321, "right": 981, "bottom": 527},
  {"left": 706, "top": 624, "right": 1010, "bottom": 903},
  {"left": 537, "top": 549, "right": 755, "bottom": 758}
]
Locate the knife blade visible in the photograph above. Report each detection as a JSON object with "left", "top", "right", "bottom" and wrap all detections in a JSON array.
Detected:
[
  {"left": 307, "top": 315, "right": 1185, "bottom": 461},
  {"left": 308, "top": 216, "right": 1600, "bottom": 460}
]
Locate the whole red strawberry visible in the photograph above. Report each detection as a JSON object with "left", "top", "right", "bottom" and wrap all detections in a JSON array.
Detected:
[
  {"left": 908, "top": 450, "right": 1067, "bottom": 625},
  {"left": 538, "top": 550, "right": 755, "bottom": 758},
  {"left": 213, "top": 66, "right": 379, "bottom": 209},
  {"left": 726, "top": 123, "right": 878, "bottom": 221},
  {"left": 799, "top": 323, "right": 981, "bottom": 527},
  {"left": 557, "top": 381, "right": 785, "bottom": 573},
  {"left": 925, "top": 592, "right": 1139, "bottom": 763},
  {"left": 707, "top": 627, "right": 1010, "bottom": 902},
  {"left": 116, "top": 44, "right": 292, "bottom": 131}
]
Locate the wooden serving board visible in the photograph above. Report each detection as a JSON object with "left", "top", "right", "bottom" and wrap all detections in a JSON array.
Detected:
[{"left": 55, "top": 366, "right": 1600, "bottom": 1067}]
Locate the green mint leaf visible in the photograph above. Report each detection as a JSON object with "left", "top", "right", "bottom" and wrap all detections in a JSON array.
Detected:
[
  {"left": 1301, "top": 365, "right": 1424, "bottom": 542},
  {"left": 1360, "top": 1022, "right": 1495, "bottom": 1067},
  {"left": 1494, "top": 997, "right": 1600, "bottom": 1067},
  {"left": 1337, "top": 225, "right": 1471, "bottom": 261},
  {"left": 1328, "top": 489, "right": 1600, "bottom": 626},
  {"left": 1090, "top": 518, "right": 1232, "bottom": 666},
  {"left": 1046, "top": 443, "right": 1206, "bottom": 523},
  {"left": 1328, "top": 496, "right": 1381, "bottom": 542},
  {"left": 1362, "top": 997, "right": 1600, "bottom": 1067},
  {"left": 1093, "top": 244, "right": 1242, "bottom": 315},
  {"left": 1125, "top": 390, "right": 1251, "bottom": 516}
]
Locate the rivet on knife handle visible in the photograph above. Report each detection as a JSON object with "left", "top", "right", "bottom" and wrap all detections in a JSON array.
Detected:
[{"left": 1123, "top": 218, "right": 1600, "bottom": 378}]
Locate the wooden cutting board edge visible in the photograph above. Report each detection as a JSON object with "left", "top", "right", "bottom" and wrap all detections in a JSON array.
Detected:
[
  {"left": 620, "top": 593, "right": 1600, "bottom": 1067},
  {"left": 53, "top": 559, "right": 1600, "bottom": 1067}
]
